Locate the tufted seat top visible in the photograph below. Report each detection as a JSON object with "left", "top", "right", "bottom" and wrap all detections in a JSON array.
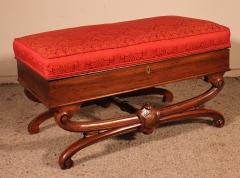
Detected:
[{"left": 13, "top": 16, "right": 230, "bottom": 80}]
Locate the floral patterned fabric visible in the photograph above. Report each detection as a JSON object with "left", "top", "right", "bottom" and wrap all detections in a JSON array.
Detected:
[{"left": 13, "top": 16, "right": 230, "bottom": 80}]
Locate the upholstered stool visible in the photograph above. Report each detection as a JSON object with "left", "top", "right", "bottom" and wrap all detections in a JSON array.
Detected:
[{"left": 13, "top": 16, "right": 230, "bottom": 169}]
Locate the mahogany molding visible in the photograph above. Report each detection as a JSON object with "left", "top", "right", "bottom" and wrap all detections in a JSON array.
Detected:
[{"left": 18, "top": 49, "right": 229, "bottom": 108}]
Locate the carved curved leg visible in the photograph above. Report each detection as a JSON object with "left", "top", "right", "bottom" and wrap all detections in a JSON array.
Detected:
[
  {"left": 28, "top": 109, "right": 55, "bottom": 134},
  {"left": 53, "top": 72, "right": 225, "bottom": 169},
  {"left": 158, "top": 108, "right": 225, "bottom": 128},
  {"left": 147, "top": 87, "right": 174, "bottom": 103},
  {"left": 136, "top": 72, "right": 225, "bottom": 134},
  {"left": 58, "top": 124, "right": 139, "bottom": 169},
  {"left": 24, "top": 88, "right": 56, "bottom": 134},
  {"left": 158, "top": 88, "right": 174, "bottom": 103}
]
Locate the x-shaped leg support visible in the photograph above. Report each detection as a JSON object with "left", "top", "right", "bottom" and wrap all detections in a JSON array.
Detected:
[{"left": 26, "top": 72, "right": 225, "bottom": 169}]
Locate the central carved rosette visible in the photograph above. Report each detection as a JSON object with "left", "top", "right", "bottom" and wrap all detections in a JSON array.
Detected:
[{"left": 137, "top": 104, "right": 160, "bottom": 134}]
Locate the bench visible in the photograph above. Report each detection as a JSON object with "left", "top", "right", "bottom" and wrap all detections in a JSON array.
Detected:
[{"left": 13, "top": 16, "right": 230, "bottom": 169}]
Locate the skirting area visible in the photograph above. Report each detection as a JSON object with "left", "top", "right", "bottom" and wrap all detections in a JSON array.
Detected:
[{"left": 0, "top": 78, "right": 240, "bottom": 177}]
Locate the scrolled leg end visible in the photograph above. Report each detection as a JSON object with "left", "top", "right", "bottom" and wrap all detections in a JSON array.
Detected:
[
  {"left": 60, "top": 158, "right": 74, "bottom": 169},
  {"left": 28, "top": 122, "right": 40, "bottom": 134},
  {"left": 213, "top": 118, "right": 225, "bottom": 128}
]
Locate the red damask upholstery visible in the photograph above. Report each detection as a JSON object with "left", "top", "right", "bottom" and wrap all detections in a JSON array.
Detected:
[{"left": 13, "top": 16, "right": 230, "bottom": 80}]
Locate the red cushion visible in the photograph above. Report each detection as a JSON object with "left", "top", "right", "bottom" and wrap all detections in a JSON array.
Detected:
[{"left": 13, "top": 16, "right": 230, "bottom": 80}]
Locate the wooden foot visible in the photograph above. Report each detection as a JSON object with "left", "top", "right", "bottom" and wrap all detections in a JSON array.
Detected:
[
  {"left": 28, "top": 109, "right": 55, "bottom": 134},
  {"left": 60, "top": 158, "right": 74, "bottom": 169}
]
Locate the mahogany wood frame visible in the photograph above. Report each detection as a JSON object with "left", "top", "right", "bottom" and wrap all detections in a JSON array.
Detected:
[{"left": 18, "top": 49, "right": 229, "bottom": 169}]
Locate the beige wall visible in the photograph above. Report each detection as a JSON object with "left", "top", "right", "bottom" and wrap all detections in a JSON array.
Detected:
[{"left": 1, "top": 0, "right": 239, "bottom": 83}]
